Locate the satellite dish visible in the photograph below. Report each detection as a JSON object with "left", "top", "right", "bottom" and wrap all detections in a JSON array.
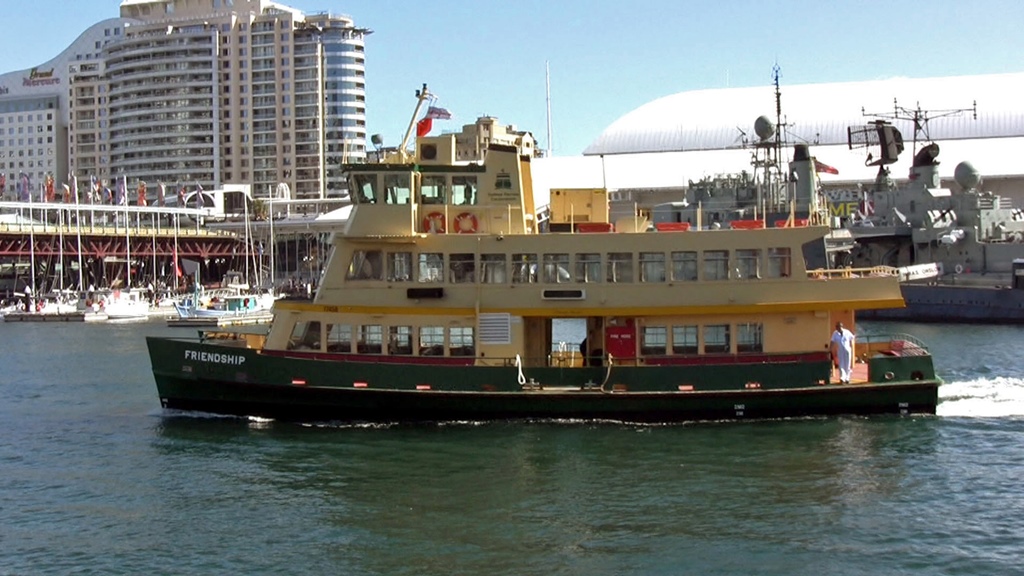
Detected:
[
  {"left": 754, "top": 115, "right": 775, "bottom": 141},
  {"left": 953, "top": 161, "right": 980, "bottom": 191},
  {"left": 371, "top": 134, "right": 384, "bottom": 148}
]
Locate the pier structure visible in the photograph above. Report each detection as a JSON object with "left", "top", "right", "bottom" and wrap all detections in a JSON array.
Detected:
[{"left": 0, "top": 201, "right": 258, "bottom": 296}]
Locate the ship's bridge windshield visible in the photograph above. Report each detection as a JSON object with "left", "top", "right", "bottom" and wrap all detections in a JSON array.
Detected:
[
  {"left": 350, "top": 171, "right": 479, "bottom": 206},
  {"left": 350, "top": 171, "right": 414, "bottom": 205},
  {"left": 350, "top": 173, "right": 379, "bottom": 204}
]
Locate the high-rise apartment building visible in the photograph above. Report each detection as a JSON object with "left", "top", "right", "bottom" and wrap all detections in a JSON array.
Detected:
[{"left": 1, "top": 0, "right": 369, "bottom": 203}]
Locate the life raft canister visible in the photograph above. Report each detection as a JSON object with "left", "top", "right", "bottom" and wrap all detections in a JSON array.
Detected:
[
  {"left": 454, "top": 212, "right": 478, "bottom": 233},
  {"left": 422, "top": 211, "right": 446, "bottom": 233}
]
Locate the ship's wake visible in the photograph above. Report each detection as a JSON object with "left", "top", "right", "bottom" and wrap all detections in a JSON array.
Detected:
[{"left": 937, "top": 376, "right": 1024, "bottom": 417}]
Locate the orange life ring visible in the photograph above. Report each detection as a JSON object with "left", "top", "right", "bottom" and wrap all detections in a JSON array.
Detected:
[
  {"left": 422, "top": 211, "right": 446, "bottom": 233},
  {"left": 454, "top": 212, "right": 478, "bottom": 233}
]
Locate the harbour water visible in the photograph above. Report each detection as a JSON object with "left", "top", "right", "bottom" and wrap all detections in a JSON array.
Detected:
[{"left": 1, "top": 320, "right": 1021, "bottom": 574}]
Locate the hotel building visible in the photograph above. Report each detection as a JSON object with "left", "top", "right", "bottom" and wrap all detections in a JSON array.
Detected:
[{"left": 0, "top": 0, "right": 369, "bottom": 203}]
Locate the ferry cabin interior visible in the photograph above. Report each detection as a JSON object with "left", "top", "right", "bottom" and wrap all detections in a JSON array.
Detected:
[{"left": 261, "top": 135, "right": 903, "bottom": 382}]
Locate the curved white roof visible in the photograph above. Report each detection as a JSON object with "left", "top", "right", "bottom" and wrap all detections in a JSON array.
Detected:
[{"left": 584, "top": 72, "right": 1024, "bottom": 156}]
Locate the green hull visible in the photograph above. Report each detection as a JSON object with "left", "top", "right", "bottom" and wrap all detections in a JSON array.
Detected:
[{"left": 147, "top": 337, "right": 940, "bottom": 423}]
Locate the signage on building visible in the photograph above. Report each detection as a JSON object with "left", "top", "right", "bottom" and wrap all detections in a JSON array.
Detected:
[{"left": 23, "top": 67, "right": 60, "bottom": 87}]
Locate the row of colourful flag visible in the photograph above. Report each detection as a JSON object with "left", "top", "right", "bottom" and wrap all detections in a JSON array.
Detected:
[{"left": 3, "top": 172, "right": 207, "bottom": 207}]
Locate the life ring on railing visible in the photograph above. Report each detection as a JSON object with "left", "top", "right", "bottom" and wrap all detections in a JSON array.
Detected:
[
  {"left": 454, "top": 212, "right": 478, "bottom": 233},
  {"left": 422, "top": 211, "right": 446, "bottom": 233},
  {"left": 954, "top": 264, "right": 963, "bottom": 274}
]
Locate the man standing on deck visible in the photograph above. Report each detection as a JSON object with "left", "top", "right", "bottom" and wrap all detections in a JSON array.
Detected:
[{"left": 831, "top": 321, "right": 856, "bottom": 384}]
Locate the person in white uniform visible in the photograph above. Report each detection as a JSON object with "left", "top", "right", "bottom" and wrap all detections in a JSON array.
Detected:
[{"left": 830, "top": 321, "right": 856, "bottom": 383}]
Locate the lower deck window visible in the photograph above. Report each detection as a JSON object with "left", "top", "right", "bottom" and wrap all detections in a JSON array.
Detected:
[
  {"left": 449, "top": 326, "right": 475, "bottom": 356},
  {"left": 357, "top": 324, "right": 383, "bottom": 354},
  {"left": 420, "top": 326, "right": 445, "bottom": 355},
  {"left": 389, "top": 325, "right": 413, "bottom": 355},
  {"left": 737, "top": 323, "right": 763, "bottom": 353},
  {"left": 703, "top": 324, "right": 730, "bottom": 354},
  {"left": 288, "top": 321, "right": 321, "bottom": 351},
  {"left": 672, "top": 325, "right": 698, "bottom": 354},
  {"left": 326, "top": 323, "right": 352, "bottom": 352},
  {"left": 641, "top": 326, "right": 667, "bottom": 354}
]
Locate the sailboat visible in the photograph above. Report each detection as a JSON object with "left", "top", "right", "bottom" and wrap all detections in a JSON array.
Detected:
[{"left": 102, "top": 178, "right": 150, "bottom": 321}]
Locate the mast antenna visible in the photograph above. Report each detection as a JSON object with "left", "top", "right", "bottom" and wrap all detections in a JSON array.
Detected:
[{"left": 862, "top": 99, "right": 977, "bottom": 152}]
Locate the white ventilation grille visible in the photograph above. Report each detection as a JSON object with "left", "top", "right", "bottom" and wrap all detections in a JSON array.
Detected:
[{"left": 478, "top": 313, "right": 512, "bottom": 345}]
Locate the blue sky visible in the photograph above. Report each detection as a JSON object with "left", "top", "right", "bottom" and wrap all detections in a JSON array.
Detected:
[{"left": 3, "top": 0, "right": 1022, "bottom": 156}]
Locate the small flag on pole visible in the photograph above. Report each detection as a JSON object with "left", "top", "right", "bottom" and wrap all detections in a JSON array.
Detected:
[
  {"left": 425, "top": 106, "right": 451, "bottom": 120},
  {"left": 416, "top": 117, "right": 433, "bottom": 137}
]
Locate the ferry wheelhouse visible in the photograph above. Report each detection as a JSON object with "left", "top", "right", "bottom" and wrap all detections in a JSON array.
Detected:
[{"left": 146, "top": 105, "right": 941, "bottom": 423}]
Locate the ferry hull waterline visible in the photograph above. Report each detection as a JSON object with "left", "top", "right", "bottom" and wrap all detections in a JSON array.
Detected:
[
  {"left": 147, "top": 337, "right": 938, "bottom": 423},
  {"left": 146, "top": 84, "right": 942, "bottom": 424}
]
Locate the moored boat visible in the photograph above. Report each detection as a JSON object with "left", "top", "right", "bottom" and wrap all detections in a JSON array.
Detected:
[{"left": 145, "top": 87, "right": 942, "bottom": 424}]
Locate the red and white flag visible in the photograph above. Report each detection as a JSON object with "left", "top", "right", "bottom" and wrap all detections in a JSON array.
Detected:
[{"left": 814, "top": 159, "right": 839, "bottom": 175}]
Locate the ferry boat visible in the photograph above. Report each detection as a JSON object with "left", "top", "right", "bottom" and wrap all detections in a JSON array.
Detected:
[{"left": 145, "top": 91, "right": 941, "bottom": 424}]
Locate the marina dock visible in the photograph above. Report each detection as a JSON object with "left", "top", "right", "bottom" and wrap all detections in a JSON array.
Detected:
[{"left": 166, "top": 312, "right": 274, "bottom": 328}]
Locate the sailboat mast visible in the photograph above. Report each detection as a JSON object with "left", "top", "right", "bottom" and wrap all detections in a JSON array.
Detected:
[
  {"left": 125, "top": 176, "right": 131, "bottom": 288},
  {"left": 244, "top": 190, "right": 251, "bottom": 286},
  {"left": 545, "top": 61, "right": 553, "bottom": 157},
  {"left": 74, "top": 176, "right": 84, "bottom": 291}
]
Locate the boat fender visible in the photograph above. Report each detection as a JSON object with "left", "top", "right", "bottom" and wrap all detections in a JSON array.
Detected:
[
  {"left": 954, "top": 264, "right": 963, "bottom": 274},
  {"left": 422, "top": 211, "right": 446, "bottom": 233},
  {"left": 454, "top": 212, "right": 478, "bottom": 233},
  {"left": 884, "top": 371, "right": 895, "bottom": 380}
]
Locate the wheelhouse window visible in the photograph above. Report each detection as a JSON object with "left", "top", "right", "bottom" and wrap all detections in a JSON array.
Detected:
[
  {"left": 420, "top": 174, "right": 446, "bottom": 204},
  {"left": 542, "top": 253, "right": 571, "bottom": 283},
  {"left": 451, "top": 175, "right": 477, "bottom": 205},
  {"left": 346, "top": 250, "right": 383, "bottom": 280},
  {"left": 389, "top": 326, "right": 413, "bottom": 355},
  {"left": 418, "top": 253, "right": 444, "bottom": 283},
  {"left": 351, "top": 173, "right": 378, "bottom": 203},
  {"left": 512, "top": 253, "right": 538, "bottom": 283},
  {"left": 288, "top": 321, "right": 321, "bottom": 351},
  {"left": 703, "top": 250, "right": 729, "bottom": 281},
  {"left": 640, "top": 252, "right": 666, "bottom": 282},
  {"left": 357, "top": 324, "right": 383, "bottom": 354},
  {"left": 449, "top": 253, "right": 476, "bottom": 283},
  {"left": 383, "top": 172, "right": 412, "bottom": 204},
  {"left": 670, "top": 251, "right": 698, "bottom": 281},
  {"left": 641, "top": 326, "right": 667, "bottom": 355},
  {"left": 419, "top": 326, "right": 445, "bottom": 356},
  {"left": 387, "top": 251, "right": 412, "bottom": 281},
  {"left": 450, "top": 326, "right": 475, "bottom": 356},
  {"left": 575, "top": 253, "right": 601, "bottom": 283},
  {"left": 326, "top": 323, "right": 352, "bottom": 352},
  {"left": 703, "top": 324, "right": 730, "bottom": 354},
  {"left": 480, "top": 253, "right": 507, "bottom": 283},
  {"left": 737, "top": 323, "right": 763, "bottom": 353},
  {"left": 672, "top": 325, "right": 698, "bottom": 354},
  {"left": 736, "top": 249, "right": 761, "bottom": 280},
  {"left": 767, "top": 247, "right": 791, "bottom": 278},
  {"left": 607, "top": 252, "right": 634, "bottom": 283}
]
